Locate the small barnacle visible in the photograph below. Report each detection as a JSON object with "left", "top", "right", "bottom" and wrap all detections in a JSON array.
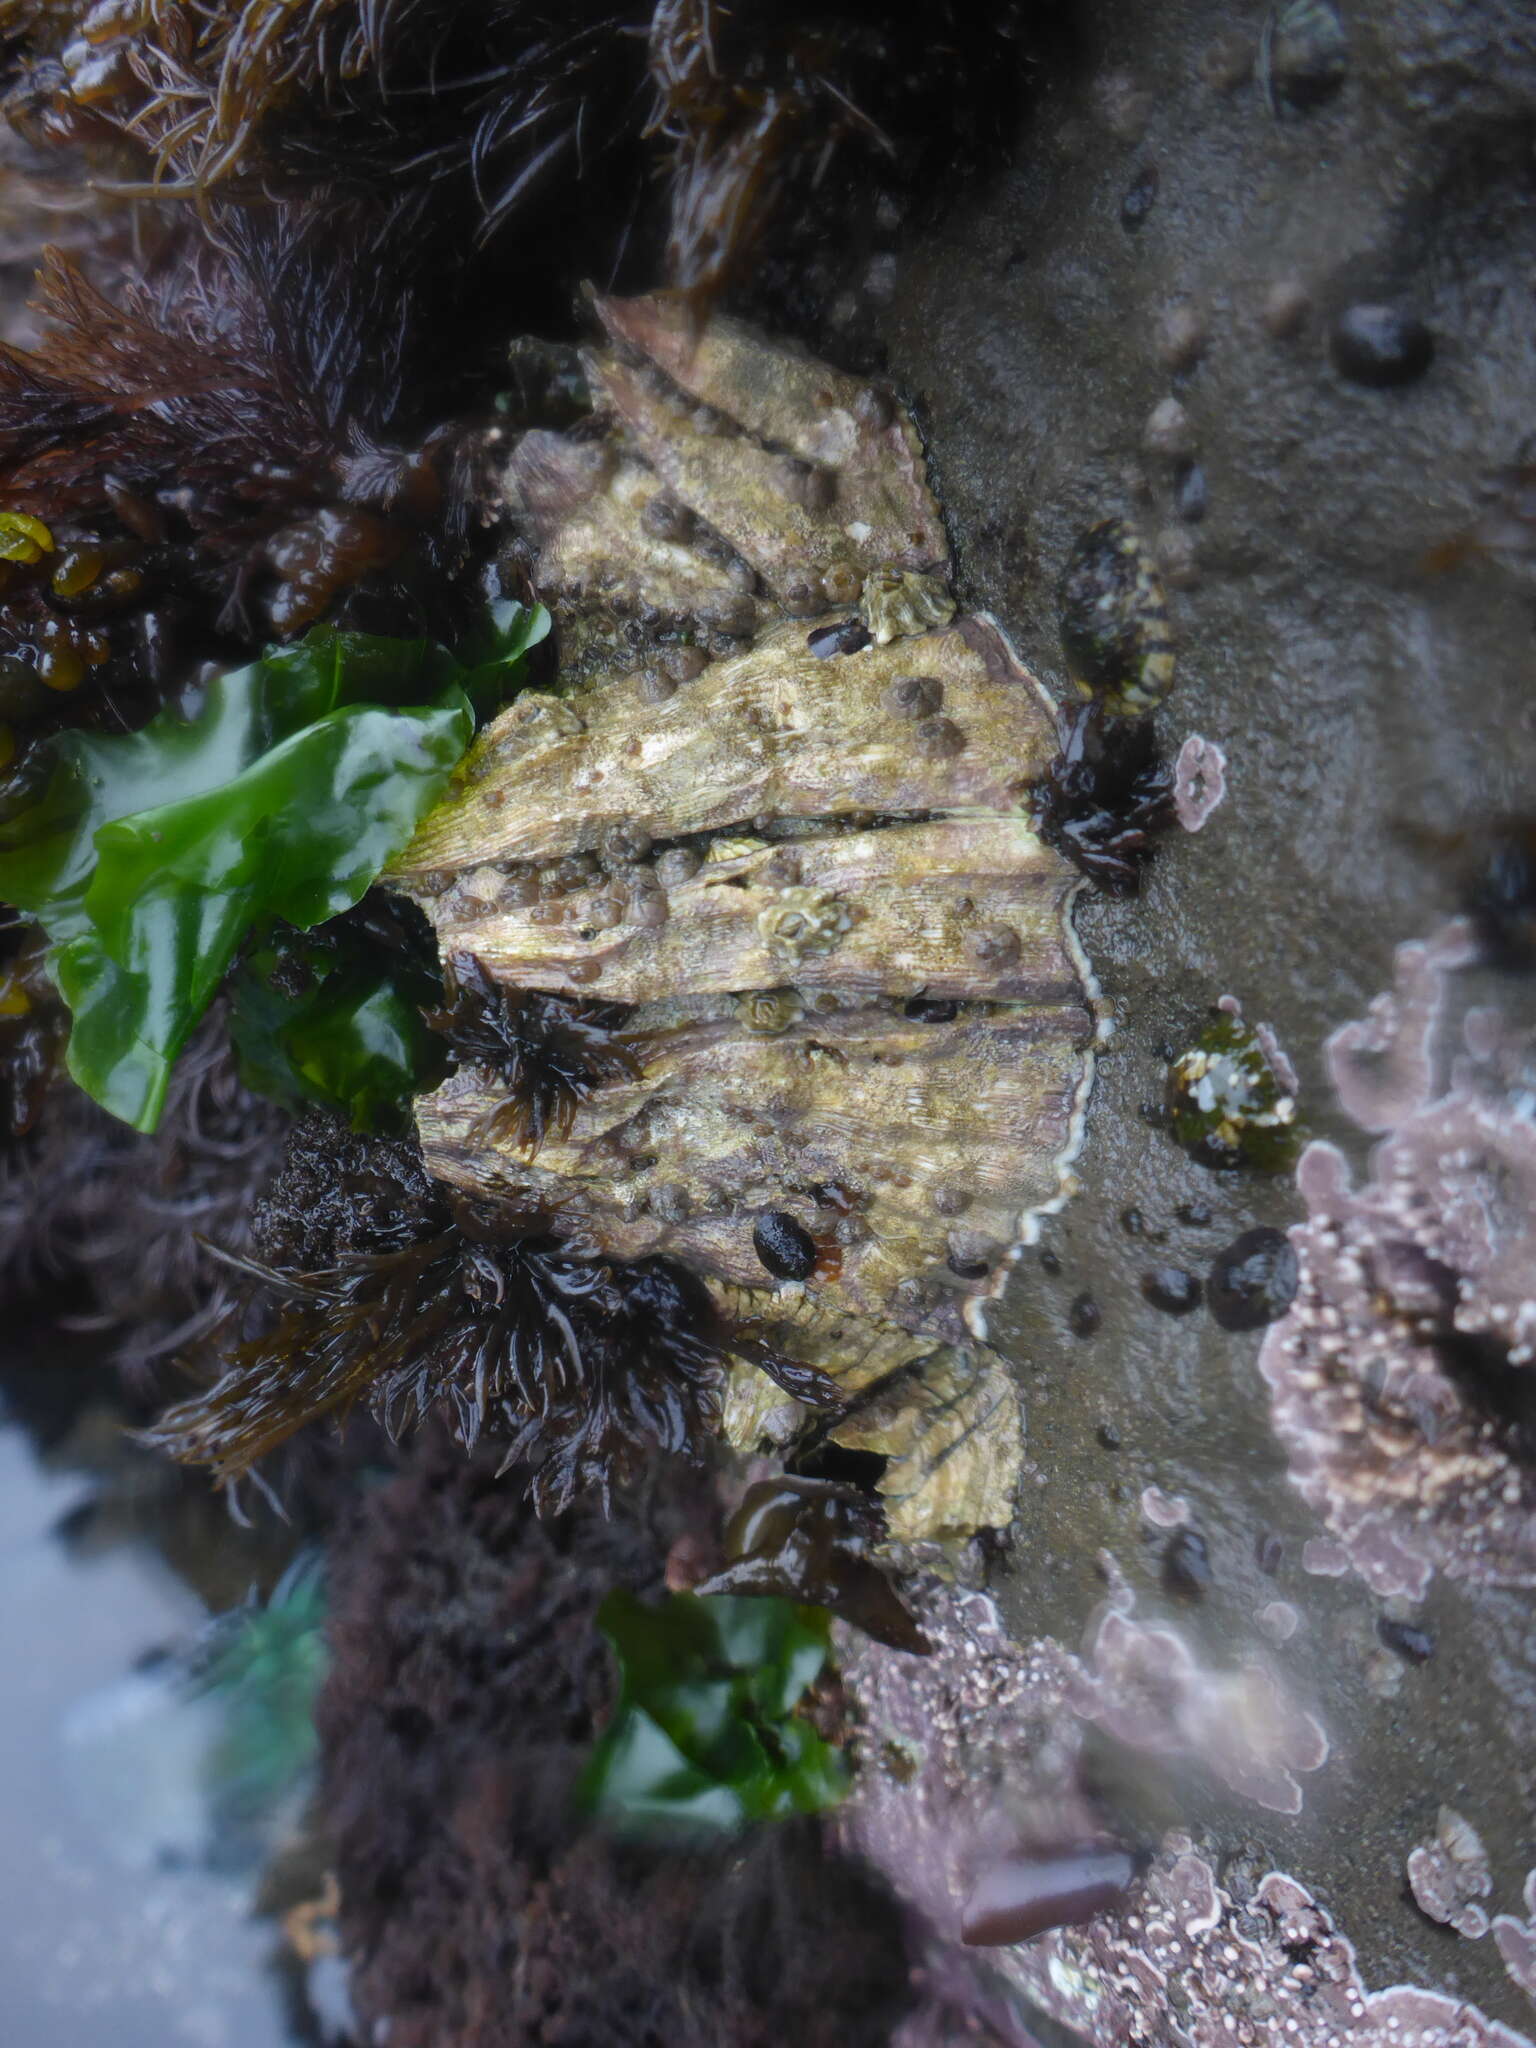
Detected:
[
  {"left": 1057, "top": 519, "right": 1175, "bottom": 718},
  {"left": 1258, "top": 0, "right": 1348, "bottom": 117},
  {"left": 859, "top": 568, "right": 956, "bottom": 647},
  {"left": 964, "top": 922, "right": 1020, "bottom": 969},
  {"left": 1167, "top": 1013, "right": 1302, "bottom": 1171},
  {"left": 914, "top": 714, "right": 965, "bottom": 759},
  {"left": 758, "top": 885, "right": 854, "bottom": 963},
  {"left": 882, "top": 674, "right": 943, "bottom": 718},
  {"left": 735, "top": 987, "right": 803, "bottom": 1036}
]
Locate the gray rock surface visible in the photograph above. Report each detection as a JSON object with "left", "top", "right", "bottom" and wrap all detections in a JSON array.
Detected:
[{"left": 864, "top": 0, "right": 1536, "bottom": 2029}]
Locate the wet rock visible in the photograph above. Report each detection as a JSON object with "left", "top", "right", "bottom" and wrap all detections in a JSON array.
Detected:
[
  {"left": 1174, "top": 459, "right": 1209, "bottom": 522},
  {"left": 1120, "top": 164, "right": 1159, "bottom": 230},
  {"left": 864, "top": 0, "right": 1536, "bottom": 2017}
]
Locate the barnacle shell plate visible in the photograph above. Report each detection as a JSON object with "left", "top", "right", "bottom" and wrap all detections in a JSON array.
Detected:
[
  {"left": 398, "top": 621, "right": 1094, "bottom": 1344},
  {"left": 392, "top": 296, "right": 1101, "bottom": 1538}
]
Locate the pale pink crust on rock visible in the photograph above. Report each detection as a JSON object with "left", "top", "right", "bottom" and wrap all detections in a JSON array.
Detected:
[
  {"left": 834, "top": 1585, "right": 1098, "bottom": 1947},
  {"left": 1073, "top": 1599, "right": 1327, "bottom": 1816},
  {"left": 1139, "top": 1483, "right": 1191, "bottom": 1528},
  {"left": 1259, "top": 1111, "right": 1536, "bottom": 1600},
  {"left": 1172, "top": 732, "right": 1228, "bottom": 832},
  {"left": 840, "top": 1585, "right": 1527, "bottom": 2047},
  {"left": 1259, "top": 915, "right": 1536, "bottom": 1595},
  {"left": 1494, "top": 1872, "right": 1536, "bottom": 2010},
  {"left": 1407, "top": 1808, "right": 1493, "bottom": 1940},
  {"left": 1325, "top": 919, "right": 1477, "bottom": 1134}
]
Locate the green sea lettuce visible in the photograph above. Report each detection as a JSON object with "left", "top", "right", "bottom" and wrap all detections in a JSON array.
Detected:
[
  {"left": 0, "top": 603, "right": 547, "bottom": 1131},
  {"left": 227, "top": 916, "right": 449, "bottom": 1135},
  {"left": 580, "top": 1590, "right": 848, "bottom": 1836}
]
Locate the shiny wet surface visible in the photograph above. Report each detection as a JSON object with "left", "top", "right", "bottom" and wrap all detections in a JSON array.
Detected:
[{"left": 0, "top": 1362, "right": 348, "bottom": 2048}]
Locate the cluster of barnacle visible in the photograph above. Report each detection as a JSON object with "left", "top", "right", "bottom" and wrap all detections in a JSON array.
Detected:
[
  {"left": 1029, "top": 517, "right": 1184, "bottom": 895},
  {"left": 0, "top": 6, "right": 1066, "bottom": 1549},
  {"left": 355, "top": 290, "right": 1105, "bottom": 1546}
]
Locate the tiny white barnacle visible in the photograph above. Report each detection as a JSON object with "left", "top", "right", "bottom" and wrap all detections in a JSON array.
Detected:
[
  {"left": 757, "top": 885, "right": 854, "bottom": 963},
  {"left": 860, "top": 566, "right": 957, "bottom": 647}
]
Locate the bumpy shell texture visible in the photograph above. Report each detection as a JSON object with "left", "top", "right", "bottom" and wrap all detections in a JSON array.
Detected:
[{"left": 393, "top": 295, "right": 1098, "bottom": 1539}]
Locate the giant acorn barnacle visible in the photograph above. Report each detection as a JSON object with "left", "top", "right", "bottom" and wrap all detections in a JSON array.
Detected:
[{"left": 388, "top": 296, "right": 1102, "bottom": 1541}]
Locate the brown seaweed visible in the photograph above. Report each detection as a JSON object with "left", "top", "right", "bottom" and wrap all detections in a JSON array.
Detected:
[
  {"left": 428, "top": 950, "right": 639, "bottom": 1156},
  {"left": 145, "top": 1183, "right": 727, "bottom": 1514},
  {"left": 695, "top": 1474, "right": 931, "bottom": 1652}
]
